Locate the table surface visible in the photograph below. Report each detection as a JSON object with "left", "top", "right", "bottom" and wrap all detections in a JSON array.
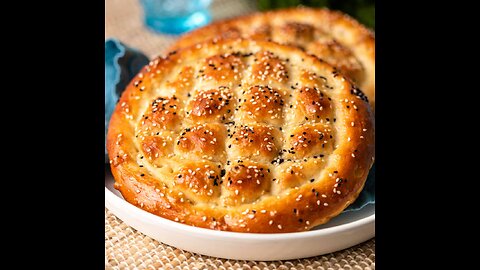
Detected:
[{"left": 105, "top": 0, "right": 375, "bottom": 269}]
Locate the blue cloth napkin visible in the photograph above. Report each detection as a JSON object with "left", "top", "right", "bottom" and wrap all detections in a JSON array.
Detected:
[
  {"left": 344, "top": 163, "right": 375, "bottom": 211},
  {"left": 105, "top": 38, "right": 150, "bottom": 162},
  {"left": 104, "top": 38, "right": 374, "bottom": 212}
]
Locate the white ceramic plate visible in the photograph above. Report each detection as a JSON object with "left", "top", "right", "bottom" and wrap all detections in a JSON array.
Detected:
[{"left": 105, "top": 168, "right": 374, "bottom": 261}]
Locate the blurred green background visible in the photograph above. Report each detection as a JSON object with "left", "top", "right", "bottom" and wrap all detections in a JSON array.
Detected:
[{"left": 257, "top": 0, "right": 375, "bottom": 29}]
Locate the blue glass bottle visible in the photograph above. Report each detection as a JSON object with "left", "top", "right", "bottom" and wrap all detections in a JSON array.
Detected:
[{"left": 140, "top": 0, "right": 212, "bottom": 35}]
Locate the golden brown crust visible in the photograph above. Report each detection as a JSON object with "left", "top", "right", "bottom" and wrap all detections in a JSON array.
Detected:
[
  {"left": 107, "top": 39, "right": 374, "bottom": 233},
  {"left": 169, "top": 7, "right": 375, "bottom": 110}
]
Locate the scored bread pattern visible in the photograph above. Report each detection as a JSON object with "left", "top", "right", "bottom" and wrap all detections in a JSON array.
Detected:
[
  {"left": 170, "top": 8, "right": 375, "bottom": 109},
  {"left": 108, "top": 39, "right": 374, "bottom": 233},
  {"left": 138, "top": 48, "right": 335, "bottom": 206}
]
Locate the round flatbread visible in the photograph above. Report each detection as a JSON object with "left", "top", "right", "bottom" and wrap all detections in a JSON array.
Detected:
[{"left": 107, "top": 38, "right": 374, "bottom": 233}]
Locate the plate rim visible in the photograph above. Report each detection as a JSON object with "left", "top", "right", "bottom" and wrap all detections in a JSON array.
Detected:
[{"left": 105, "top": 186, "right": 375, "bottom": 240}]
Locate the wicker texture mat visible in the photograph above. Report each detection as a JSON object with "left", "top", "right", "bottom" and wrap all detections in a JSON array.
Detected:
[
  {"left": 106, "top": 209, "right": 375, "bottom": 269},
  {"left": 105, "top": 0, "right": 257, "bottom": 58},
  {"left": 105, "top": 0, "right": 375, "bottom": 268}
]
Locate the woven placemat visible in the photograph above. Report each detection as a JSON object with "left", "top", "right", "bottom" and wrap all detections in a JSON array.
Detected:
[
  {"left": 105, "top": 0, "right": 375, "bottom": 268},
  {"left": 106, "top": 209, "right": 375, "bottom": 269},
  {"left": 105, "top": 0, "right": 257, "bottom": 58}
]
